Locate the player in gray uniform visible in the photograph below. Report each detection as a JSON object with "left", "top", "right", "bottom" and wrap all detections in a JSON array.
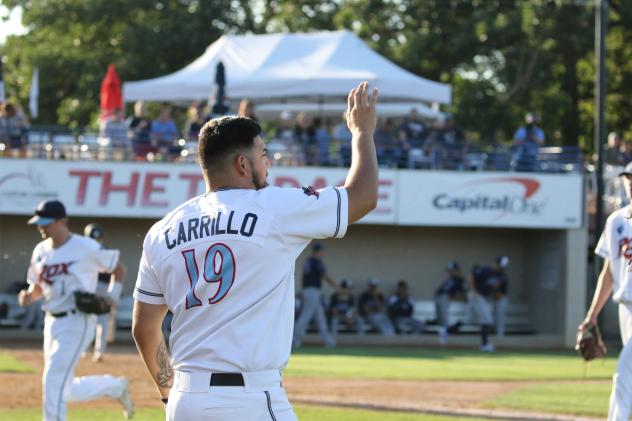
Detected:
[
  {"left": 84, "top": 223, "right": 127, "bottom": 362},
  {"left": 292, "top": 242, "right": 337, "bottom": 348},
  {"left": 434, "top": 261, "right": 467, "bottom": 345},
  {"left": 467, "top": 256, "right": 509, "bottom": 352}
]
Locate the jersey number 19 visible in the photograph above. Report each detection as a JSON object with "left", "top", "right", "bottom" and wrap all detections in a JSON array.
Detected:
[{"left": 182, "top": 243, "right": 236, "bottom": 309}]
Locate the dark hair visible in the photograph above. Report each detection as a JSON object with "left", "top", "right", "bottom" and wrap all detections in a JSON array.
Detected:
[{"left": 198, "top": 116, "right": 262, "bottom": 175}]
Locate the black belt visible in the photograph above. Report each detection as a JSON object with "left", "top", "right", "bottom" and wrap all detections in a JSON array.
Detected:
[
  {"left": 210, "top": 373, "right": 245, "bottom": 387},
  {"left": 49, "top": 309, "right": 78, "bottom": 318}
]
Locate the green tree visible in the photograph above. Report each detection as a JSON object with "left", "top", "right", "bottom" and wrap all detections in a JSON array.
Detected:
[{"left": 1, "top": 0, "right": 238, "bottom": 127}]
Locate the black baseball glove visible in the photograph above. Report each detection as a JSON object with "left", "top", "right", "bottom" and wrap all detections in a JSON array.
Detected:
[
  {"left": 74, "top": 291, "right": 111, "bottom": 315},
  {"left": 575, "top": 323, "right": 607, "bottom": 362}
]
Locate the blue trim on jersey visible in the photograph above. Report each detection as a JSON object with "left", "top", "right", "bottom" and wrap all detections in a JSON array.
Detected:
[
  {"left": 265, "top": 391, "right": 277, "bottom": 421},
  {"left": 333, "top": 188, "right": 341, "bottom": 238},
  {"left": 135, "top": 287, "right": 164, "bottom": 297}
]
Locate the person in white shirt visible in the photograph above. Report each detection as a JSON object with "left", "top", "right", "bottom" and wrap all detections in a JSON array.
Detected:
[
  {"left": 580, "top": 162, "right": 632, "bottom": 421},
  {"left": 132, "top": 81, "right": 379, "bottom": 420},
  {"left": 18, "top": 200, "right": 133, "bottom": 420}
]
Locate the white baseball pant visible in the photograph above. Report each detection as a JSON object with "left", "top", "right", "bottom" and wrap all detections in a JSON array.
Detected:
[
  {"left": 609, "top": 302, "right": 632, "bottom": 421},
  {"left": 43, "top": 312, "right": 127, "bottom": 421},
  {"left": 167, "top": 370, "right": 297, "bottom": 421}
]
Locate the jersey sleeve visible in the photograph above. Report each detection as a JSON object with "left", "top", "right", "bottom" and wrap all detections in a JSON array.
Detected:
[
  {"left": 133, "top": 236, "right": 166, "bottom": 305},
  {"left": 26, "top": 244, "right": 41, "bottom": 285},
  {"left": 595, "top": 216, "right": 611, "bottom": 259},
  {"left": 264, "top": 186, "right": 349, "bottom": 241},
  {"left": 89, "top": 248, "right": 120, "bottom": 273}
]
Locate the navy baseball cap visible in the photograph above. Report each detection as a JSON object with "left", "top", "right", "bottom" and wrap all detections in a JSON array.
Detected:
[
  {"left": 28, "top": 200, "right": 66, "bottom": 226},
  {"left": 340, "top": 279, "right": 353, "bottom": 289},
  {"left": 84, "top": 223, "right": 104, "bottom": 240},
  {"left": 618, "top": 162, "right": 632, "bottom": 177},
  {"left": 447, "top": 261, "right": 460, "bottom": 271},
  {"left": 496, "top": 256, "right": 510, "bottom": 268}
]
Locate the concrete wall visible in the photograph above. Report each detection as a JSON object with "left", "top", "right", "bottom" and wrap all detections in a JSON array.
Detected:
[{"left": 0, "top": 214, "right": 587, "bottom": 340}]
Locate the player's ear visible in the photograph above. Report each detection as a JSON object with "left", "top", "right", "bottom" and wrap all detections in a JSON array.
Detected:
[{"left": 234, "top": 153, "right": 250, "bottom": 177}]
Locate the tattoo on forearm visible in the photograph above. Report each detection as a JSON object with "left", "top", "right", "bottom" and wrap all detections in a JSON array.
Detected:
[{"left": 156, "top": 338, "right": 173, "bottom": 388}]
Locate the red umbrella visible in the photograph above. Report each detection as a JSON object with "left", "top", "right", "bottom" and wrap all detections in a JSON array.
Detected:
[{"left": 100, "top": 64, "right": 122, "bottom": 120}]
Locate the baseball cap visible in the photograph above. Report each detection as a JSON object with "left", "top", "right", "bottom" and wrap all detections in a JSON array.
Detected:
[
  {"left": 84, "top": 223, "right": 104, "bottom": 240},
  {"left": 28, "top": 200, "right": 66, "bottom": 226},
  {"left": 367, "top": 277, "right": 380, "bottom": 286},
  {"left": 496, "top": 256, "right": 510, "bottom": 268},
  {"left": 618, "top": 161, "right": 632, "bottom": 177},
  {"left": 447, "top": 261, "right": 460, "bottom": 271}
]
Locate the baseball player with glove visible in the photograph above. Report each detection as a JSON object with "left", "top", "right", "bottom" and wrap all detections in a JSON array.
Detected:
[
  {"left": 579, "top": 162, "right": 632, "bottom": 420},
  {"left": 84, "top": 223, "right": 127, "bottom": 362},
  {"left": 18, "top": 200, "right": 133, "bottom": 420},
  {"left": 132, "top": 81, "right": 379, "bottom": 420}
]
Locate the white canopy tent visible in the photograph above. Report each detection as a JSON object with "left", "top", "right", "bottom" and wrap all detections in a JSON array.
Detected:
[{"left": 123, "top": 30, "right": 451, "bottom": 105}]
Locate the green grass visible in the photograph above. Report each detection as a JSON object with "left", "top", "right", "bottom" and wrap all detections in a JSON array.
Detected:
[
  {"left": 286, "top": 347, "right": 617, "bottom": 381},
  {"left": 485, "top": 382, "right": 611, "bottom": 418},
  {"left": 0, "top": 406, "right": 490, "bottom": 421},
  {"left": 0, "top": 352, "right": 35, "bottom": 373}
]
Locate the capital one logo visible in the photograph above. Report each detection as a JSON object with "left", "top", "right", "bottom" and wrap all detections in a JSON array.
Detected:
[{"left": 432, "top": 177, "right": 546, "bottom": 219}]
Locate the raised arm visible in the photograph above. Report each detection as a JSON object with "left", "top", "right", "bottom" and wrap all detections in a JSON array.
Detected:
[{"left": 344, "top": 82, "right": 379, "bottom": 224}]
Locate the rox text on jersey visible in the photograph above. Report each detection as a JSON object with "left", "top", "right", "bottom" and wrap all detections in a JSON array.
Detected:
[
  {"left": 164, "top": 210, "right": 259, "bottom": 250},
  {"left": 39, "top": 262, "right": 76, "bottom": 284}
]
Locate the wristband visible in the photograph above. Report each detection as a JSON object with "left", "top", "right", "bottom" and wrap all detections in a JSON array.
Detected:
[{"left": 108, "top": 282, "right": 123, "bottom": 305}]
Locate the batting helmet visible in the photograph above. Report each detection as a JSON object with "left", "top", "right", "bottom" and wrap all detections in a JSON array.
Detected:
[{"left": 84, "top": 223, "right": 104, "bottom": 240}]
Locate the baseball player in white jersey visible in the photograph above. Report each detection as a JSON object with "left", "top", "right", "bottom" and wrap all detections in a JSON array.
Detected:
[
  {"left": 18, "top": 200, "right": 134, "bottom": 420},
  {"left": 580, "top": 162, "right": 632, "bottom": 421},
  {"left": 132, "top": 81, "right": 379, "bottom": 420},
  {"left": 84, "top": 223, "right": 127, "bottom": 363}
]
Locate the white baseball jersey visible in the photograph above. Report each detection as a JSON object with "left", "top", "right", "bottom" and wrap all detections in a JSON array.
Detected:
[
  {"left": 27, "top": 234, "right": 120, "bottom": 313},
  {"left": 596, "top": 206, "right": 632, "bottom": 303},
  {"left": 134, "top": 186, "right": 348, "bottom": 373}
]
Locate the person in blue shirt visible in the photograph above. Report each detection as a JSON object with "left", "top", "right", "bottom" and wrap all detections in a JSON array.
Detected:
[
  {"left": 512, "top": 112, "right": 545, "bottom": 172},
  {"left": 434, "top": 261, "right": 467, "bottom": 345},
  {"left": 292, "top": 242, "right": 337, "bottom": 348}
]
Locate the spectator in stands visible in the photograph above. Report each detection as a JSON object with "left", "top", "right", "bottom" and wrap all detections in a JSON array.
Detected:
[
  {"left": 388, "top": 280, "right": 424, "bottom": 334},
  {"left": 512, "top": 112, "right": 545, "bottom": 172},
  {"left": 313, "top": 117, "right": 330, "bottom": 166},
  {"left": 0, "top": 102, "right": 29, "bottom": 157},
  {"left": 332, "top": 112, "right": 352, "bottom": 166},
  {"left": 295, "top": 112, "right": 317, "bottom": 165},
  {"left": 127, "top": 101, "right": 153, "bottom": 160},
  {"left": 428, "top": 114, "right": 467, "bottom": 170},
  {"left": 375, "top": 118, "right": 400, "bottom": 168},
  {"left": 273, "top": 111, "right": 301, "bottom": 166},
  {"left": 151, "top": 106, "right": 180, "bottom": 161},
  {"left": 329, "top": 279, "right": 364, "bottom": 336},
  {"left": 399, "top": 108, "right": 427, "bottom": 148},
  {"left": 358, "top": 278, "right": 395, "bottom": 336},
  {"left": 434, "top": 261, "right": 468, "bottom": 345},
  {"left": 184, "top": 102, "right": 206, "bottom": 142},
  {"left": 238, "top": 99, "right": 258, "bottom": 122},
  {"left": 621, "top": 140, "right": 632, "bottom": 164},
  {"left": 605, "top": 132, "right": 626, "bottom": 165},
  {"left": 100, "top": 109, "right": 131, "bottom": 160}
]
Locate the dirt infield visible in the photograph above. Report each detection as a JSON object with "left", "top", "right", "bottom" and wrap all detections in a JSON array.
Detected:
[{"left": 0, "top": 343, "right": 605, "bottom": 420}]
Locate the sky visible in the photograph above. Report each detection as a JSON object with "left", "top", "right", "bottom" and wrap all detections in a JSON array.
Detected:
[{"left": 0, "top": 6, "right": 28, "bottom": 45}]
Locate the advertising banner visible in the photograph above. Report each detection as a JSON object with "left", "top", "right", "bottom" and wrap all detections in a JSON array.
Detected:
[{"left": 397, "top": 170, "right": 583, "bottom": 228}]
